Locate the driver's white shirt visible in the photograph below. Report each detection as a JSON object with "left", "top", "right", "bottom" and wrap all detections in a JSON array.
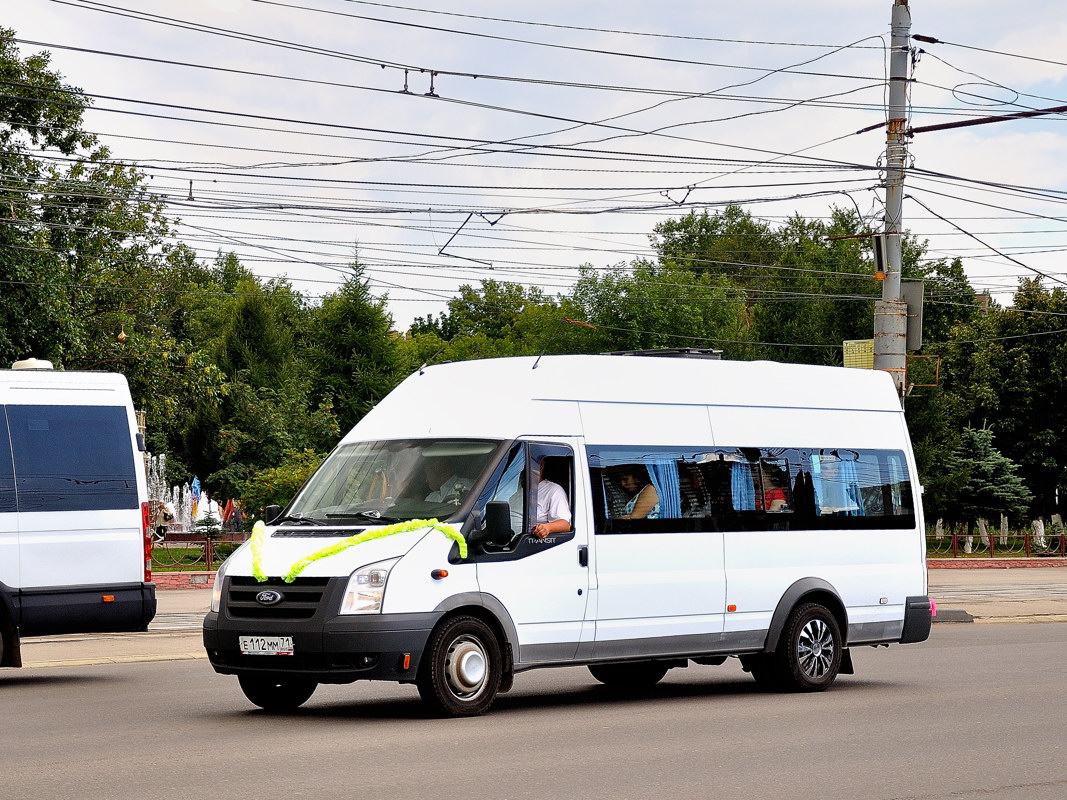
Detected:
[{"left": 536, "top": 479, "right": 570, "bottom": 525}]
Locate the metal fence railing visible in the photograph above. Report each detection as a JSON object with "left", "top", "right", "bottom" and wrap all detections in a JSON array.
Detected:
[
  {"left": 151, "top": 531, "right": 249, "bottom": 572},
  {"left": 927, "top": 529, "right": 1067, "bottom": 559}
]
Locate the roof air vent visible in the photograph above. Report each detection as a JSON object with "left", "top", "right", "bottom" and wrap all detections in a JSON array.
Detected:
[{"left": 11, "top": 358, "right": 55, "bottom": 370}]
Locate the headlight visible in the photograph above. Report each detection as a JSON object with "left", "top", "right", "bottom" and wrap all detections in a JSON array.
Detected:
[
  {"left": 210, "top": 557, "right": 229, "bottom": 613},
  {"left": 339, "top": 558, "right": 399, "bottom": 615}
]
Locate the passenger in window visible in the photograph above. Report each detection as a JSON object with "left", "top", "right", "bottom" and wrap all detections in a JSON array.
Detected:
[
  {"left": 763, "top": 482, "right": 788, "bottom": 512},
  {"left": 423, "top": 459, "right": 474, "bottom": 503},
  {"left": 529, "top": 459, "right": 572, "bottom": 539},
  {"left": 616, "top": 468, "right": 660, "bottom": 519}
]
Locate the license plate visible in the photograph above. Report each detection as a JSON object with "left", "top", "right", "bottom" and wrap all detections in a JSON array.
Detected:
[{"left": 239, "top": 635, "right": 294, "bottom": 656}]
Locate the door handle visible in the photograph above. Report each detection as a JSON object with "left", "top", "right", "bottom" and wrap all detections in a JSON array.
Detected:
[{"left": 578, "top": 545, "right": 588, "bottom": 567}]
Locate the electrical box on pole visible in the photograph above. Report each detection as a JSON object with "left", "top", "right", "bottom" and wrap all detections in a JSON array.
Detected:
[{"left": 901, "top": 279, "right": 924, "bottom": 352}]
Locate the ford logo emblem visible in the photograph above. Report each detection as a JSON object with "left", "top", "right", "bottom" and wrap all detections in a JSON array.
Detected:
[{"left": 256, "top": 590, "right": 284, "bottom": 606}]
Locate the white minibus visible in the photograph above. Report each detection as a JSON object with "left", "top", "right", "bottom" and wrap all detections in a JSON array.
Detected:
[
  {"left": 0, "top": 361, "right": 156, "bottom": 667},
  {"left": 204, "top": 353, "right": 932, "bottom": 716}
]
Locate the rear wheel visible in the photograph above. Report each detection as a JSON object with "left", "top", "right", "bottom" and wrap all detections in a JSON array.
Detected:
[
  {"left": 773, "top": 602, "right": 842, "bottom": 692},
  {"left": 588, "top": 661, "right": 669, "bottom": 688},
  {"left": 238, "top": 674, "right": 318, "bottom": 711},
  {"left": 417, "top": 616, "right": 502, "bottom": 717}
]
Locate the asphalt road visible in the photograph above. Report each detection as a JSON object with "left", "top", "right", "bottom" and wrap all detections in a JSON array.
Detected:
[{"left": 3, "top": 622, "right": 1067, "bottom": 800}]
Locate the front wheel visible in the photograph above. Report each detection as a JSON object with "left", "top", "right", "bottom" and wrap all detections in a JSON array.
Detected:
[
  {"left": 417, "top": 616, "right": 502, "bottom": 717},
  {"left": 238, "top": 674, "right": 318, "bottom": 711},
  {"left": 773, "top": 602, "right": 843, "bottom": 692},
  {"left": 588, "top": 661, "right": 669, "bottom": 688}
]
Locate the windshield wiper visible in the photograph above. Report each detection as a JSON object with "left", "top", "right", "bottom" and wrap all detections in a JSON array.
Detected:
[
  {"left": 271, "top": 514, "right": 326, "bottom": 526},
  {"left": 326, "top": 511, "right": 404, "bottom": 524}
]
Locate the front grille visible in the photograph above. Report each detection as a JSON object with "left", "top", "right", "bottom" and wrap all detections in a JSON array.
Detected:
[{"left": 225, "top": 576, "right": 331, "bottom": 620}]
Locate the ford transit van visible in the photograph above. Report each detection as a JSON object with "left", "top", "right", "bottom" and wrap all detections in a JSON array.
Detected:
[{"left": 204, "top": 354, "right": 931, "bottom": 716}]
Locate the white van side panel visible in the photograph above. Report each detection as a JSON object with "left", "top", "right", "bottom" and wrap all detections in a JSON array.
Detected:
[
  {"left": 708, "top": 405, "right": 908, "bottom": 450},
  {"left": 722, "top": 530, "right": 926, "bottom": 641},
  {"left": 591, "top": 532, "right": 725, "bottom": 648},
  {"left": 578, "top": 402, "right": 713, "bottom": 446}
]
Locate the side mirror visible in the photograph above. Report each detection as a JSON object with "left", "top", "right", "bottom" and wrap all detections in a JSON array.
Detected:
[
  {"left": 264, "top": 504, "right": 281, "bottom": 524},
  {"left": 483, "top": 500, "right": 514, "bottom": 546}
]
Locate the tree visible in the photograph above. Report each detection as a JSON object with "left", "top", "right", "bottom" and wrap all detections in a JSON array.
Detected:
[
  {"left": 979, "top": 280, "right": 1067, "bottom": 515},
  {"left": 569, "top": 261, "right": 749, "bottom": 356},
  {"left": 239, "top": 448, "right": 327, "bottom": 518},
  {"left": 306, "top": 269, "right": 404, "bottom": 431},
  {"left": 176, "top": 261, "right": 338, "bottom": 499},
  {"left": 399, "top": 279, "right": 585, "bottom": 366},
  {"left": 0, "top": 30, "right": 172, "bottom": 367},
  {"left": 938, "top": 426, "right": 1032, "bottom": 528}
]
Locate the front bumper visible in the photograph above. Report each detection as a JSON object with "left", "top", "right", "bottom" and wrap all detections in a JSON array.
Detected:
[{"left": 203, "top": 576, "right": 441, "bottom": 683}]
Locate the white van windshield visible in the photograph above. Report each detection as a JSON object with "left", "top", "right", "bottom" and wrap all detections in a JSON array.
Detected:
[{"left": 286, "top": 439, "right": 502, "bottom": 523}]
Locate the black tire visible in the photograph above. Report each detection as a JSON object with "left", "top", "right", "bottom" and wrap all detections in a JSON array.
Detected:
[
  {"left": 772, "top": 602, "right": 843, "bottom": 692},
  {"left": 417, "top": 616, "right": 502, "bottom": 717},
  {"left": 237, "top": 674, "right": 318, "bottom": 711},
  {"left": 588, "top": 661, "right": 669, "bottom": 688}
]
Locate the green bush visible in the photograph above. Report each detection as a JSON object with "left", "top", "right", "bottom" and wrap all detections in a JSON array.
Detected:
[{"left": 238, "top": 448, "right": 327, "bottom": 522}]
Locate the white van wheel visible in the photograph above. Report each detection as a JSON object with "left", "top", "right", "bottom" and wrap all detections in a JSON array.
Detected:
[
  {"left": 238, "top": 674, "right": 318, "bottom": 711},
  {"left": 417, "top": 616, "right": 502, "bottom": 717},
  {"left": 773, "top": 602, "right": 842, "bottom": 692}
]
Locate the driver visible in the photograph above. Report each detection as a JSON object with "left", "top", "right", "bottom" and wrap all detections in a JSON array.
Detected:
[{"left": 423, "top": 459, "right": 474, "bottom": 503}]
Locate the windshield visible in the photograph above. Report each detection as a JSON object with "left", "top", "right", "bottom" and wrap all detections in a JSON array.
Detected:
[{"left": 285, "top": 438, "right": 503, "bottom": 523}]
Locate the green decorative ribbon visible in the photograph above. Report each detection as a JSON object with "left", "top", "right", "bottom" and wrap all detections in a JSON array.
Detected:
[{"left": 249, "top": 518, "right": 466, "bottom": 583}]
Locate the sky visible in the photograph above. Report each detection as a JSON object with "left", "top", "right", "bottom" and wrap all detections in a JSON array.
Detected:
[{"left": 6, "top": 0, "right": 1067, "bottom": 330}]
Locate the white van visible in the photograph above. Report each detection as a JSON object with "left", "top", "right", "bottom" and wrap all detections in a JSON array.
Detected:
[
  {"left": 204, "top": 354, "right": 932, "bottom": 716},
  {"left": 0, "top": 361, "right": 156, "bottom": 667}
]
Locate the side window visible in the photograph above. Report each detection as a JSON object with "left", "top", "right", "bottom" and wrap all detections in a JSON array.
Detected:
[
  {"left": 485, "top": 443, "right": 526, "bottom": 543},
  {"left": 8, "top": 405, "right": 139, "bottom": 512},
  {"left": 474, "top": 442, "right": 575, "bottom": 556},
  {"left": 590, "top": 446, "right": 692, "bottom": 534},
  {"left": 0, "top": 407, "right": 14, "bottom": 513},
  {"left": 810, "top": 449, "right": 913, "bottom": 519},
  {"left": 590, "top": 445, "right": 913, "bottom": 533}
]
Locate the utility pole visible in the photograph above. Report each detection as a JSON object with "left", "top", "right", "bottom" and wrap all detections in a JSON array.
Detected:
[{"left": 874, "top": 0, "right": 911, "bottom": 401}]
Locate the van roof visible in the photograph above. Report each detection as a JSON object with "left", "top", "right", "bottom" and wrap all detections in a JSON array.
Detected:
[{"left": 348, "top": 355, "right": 902, "bottom": 443}]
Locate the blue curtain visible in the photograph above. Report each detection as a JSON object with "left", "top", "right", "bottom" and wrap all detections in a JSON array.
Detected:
[
  {"left": 646, "top": 461, "right": 681, "bottom": 518},
  {"left": 731, "top": 462, "right": 756, "bottom": 510},
  {"left": 839, "top": 455, "right": 865, "bottom": 517},
  {"left": 811, "top": 453, "right": 864, "bottom": 517}
]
